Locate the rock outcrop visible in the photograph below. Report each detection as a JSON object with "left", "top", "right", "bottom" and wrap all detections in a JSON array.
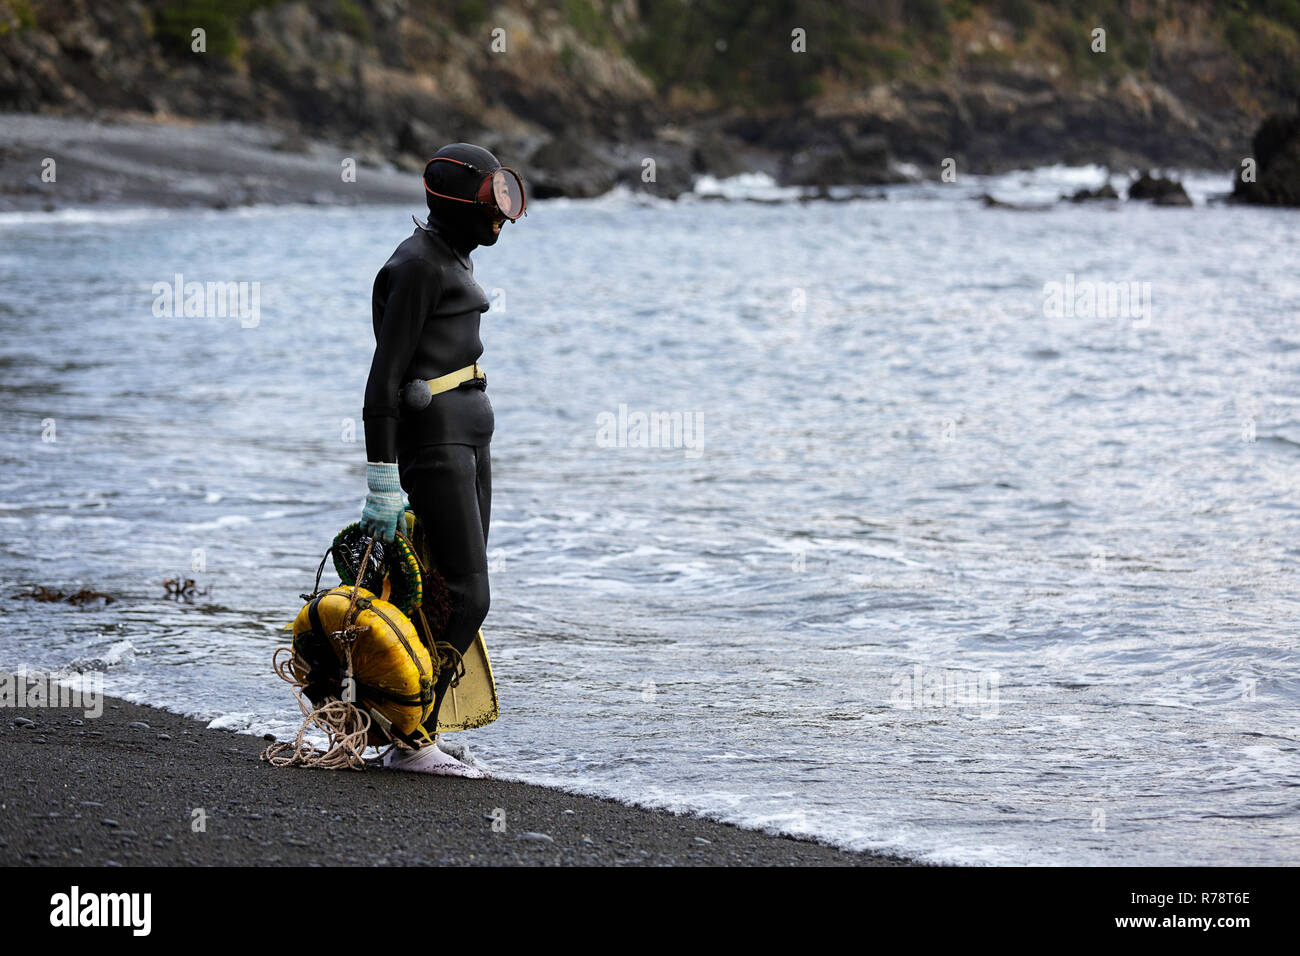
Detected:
[
  {"left": 1232, "top": 101, "right": 1300, "bottom": 206},
  {"left": 1068, "top": 184, "right": 1120, "bottom": 202},
  {"left": 1128, "top": 171, "right": 1193, "bottom": 205}
]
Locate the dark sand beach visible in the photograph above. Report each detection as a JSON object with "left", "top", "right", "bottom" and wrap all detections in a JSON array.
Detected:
[
  {"left": 0, "top": 113, "right": 417, "bottom": 213},
  {"left": 0, "top": 682, "right": 910, "bottom": 867}
]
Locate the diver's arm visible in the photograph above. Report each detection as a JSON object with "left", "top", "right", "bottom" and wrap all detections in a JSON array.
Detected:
[
  {"left": 363, "top": 258, "right": 440, "bottom": 462},
  {"left": 360, "top": 258, "right": 439, "bottom": 541}
]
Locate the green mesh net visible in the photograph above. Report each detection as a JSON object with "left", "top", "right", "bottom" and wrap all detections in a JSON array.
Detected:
[{"left": 331, "top": 522, "right": 423, "bottom": 616}]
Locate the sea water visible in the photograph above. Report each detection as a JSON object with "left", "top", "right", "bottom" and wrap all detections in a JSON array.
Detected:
[{"left": 1, "top": 168, "right": 1297, "bottom": 865}]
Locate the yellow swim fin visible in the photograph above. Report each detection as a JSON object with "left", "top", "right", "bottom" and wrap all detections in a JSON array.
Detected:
[{"left": 437, "top": 628, "right": 499, "bottom": 732}]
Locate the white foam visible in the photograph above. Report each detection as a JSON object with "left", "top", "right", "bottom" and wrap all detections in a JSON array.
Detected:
[
  {"left": 67, "top": 640, "right": 137, "bottom": 672},
  {"left": 692, "top": 171, "right": 800, "bottom": 202}
]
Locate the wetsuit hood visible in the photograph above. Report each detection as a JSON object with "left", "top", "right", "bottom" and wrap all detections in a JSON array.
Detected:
[{"left": 423, "top": 142, "right": 505, "bottom": 253}]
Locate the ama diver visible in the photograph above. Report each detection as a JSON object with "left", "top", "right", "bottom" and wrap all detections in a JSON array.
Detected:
[{"left": 359, "top": 143, "right": 526, "bottom": 777}]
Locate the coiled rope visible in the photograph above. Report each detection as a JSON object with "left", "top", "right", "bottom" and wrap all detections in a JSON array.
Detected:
[{"left": 261, "top": 645, "right": 373, "bottom": 770}]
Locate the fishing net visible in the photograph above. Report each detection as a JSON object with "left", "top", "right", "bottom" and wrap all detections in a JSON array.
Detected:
[
  {"left": 328, "top": 514, "right": 455, "bottom": 665},
  {"left": 331, "top": 521, "right": 422, "bottom": 615}
]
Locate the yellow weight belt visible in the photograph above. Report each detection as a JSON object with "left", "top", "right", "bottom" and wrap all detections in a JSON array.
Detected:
[{"left": 426, "top": 362, "right": 486, "bottom": 396}]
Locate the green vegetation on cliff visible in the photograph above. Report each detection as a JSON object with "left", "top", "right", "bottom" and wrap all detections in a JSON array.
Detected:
[
  {"left": 149, "top": 0, "right": 279, "bottom": 59},
  {"left": 617, "top": 0, "right": 1298, "bottom": 110},
  {"left": 121, "top": 0, "right": 1300, "bottom": 110},
  {"left": 1, "top": 0, "right": 1296, "bottom": 173}
]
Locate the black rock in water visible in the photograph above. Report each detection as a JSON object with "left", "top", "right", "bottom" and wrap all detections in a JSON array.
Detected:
[
  {"left": 1128, "top": 171, "right": 1192, "bottom": 206},
  {"left": 1232, "top": 100, "right": 1300, "bottom": 207},
  {"left": 1068, "top": 183, "right": 1120, "bottom": 202}
]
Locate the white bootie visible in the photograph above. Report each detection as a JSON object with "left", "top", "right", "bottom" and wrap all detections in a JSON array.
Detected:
[{"left": 382, "top": 737, "right": 485, "bottom": 778}]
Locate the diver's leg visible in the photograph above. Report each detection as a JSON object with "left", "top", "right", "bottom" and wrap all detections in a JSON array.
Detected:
[
  {"left": 399, "top": 443, "right": 491, "bottom": 732},
  {"left": 477, "top": 442, "right": 491, "bottom": 543}
]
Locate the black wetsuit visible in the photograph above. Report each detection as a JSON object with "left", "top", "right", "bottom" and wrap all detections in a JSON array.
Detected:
[{"left": 363, "top": 219, "right": 494, "bottom": 730}]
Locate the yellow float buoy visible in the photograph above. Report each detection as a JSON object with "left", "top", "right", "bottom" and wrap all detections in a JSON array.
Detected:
[{"left": 290, "top": 586, "right": 434, "bottom": 747}]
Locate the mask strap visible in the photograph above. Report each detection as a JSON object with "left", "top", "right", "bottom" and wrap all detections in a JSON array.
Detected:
[{"left": 424, "top": 156, "right": 490, "bottom": 206}]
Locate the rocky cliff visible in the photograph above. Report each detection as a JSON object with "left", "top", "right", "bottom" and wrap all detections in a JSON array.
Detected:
[{"left": 2, "top": 0, "right": 1297, "bottom": 195}]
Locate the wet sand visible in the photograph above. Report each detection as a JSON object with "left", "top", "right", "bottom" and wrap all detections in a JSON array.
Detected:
[{"left": 0, "top": 683, "right": 912, "bottom": 867}]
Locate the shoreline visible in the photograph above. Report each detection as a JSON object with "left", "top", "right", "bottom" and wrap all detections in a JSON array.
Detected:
[
  {"left": 0, "top": 680, "right": 915, "bottom": 867},
  {"left": 0, "top": 112, "right": 1243, "bottom": 218}
]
